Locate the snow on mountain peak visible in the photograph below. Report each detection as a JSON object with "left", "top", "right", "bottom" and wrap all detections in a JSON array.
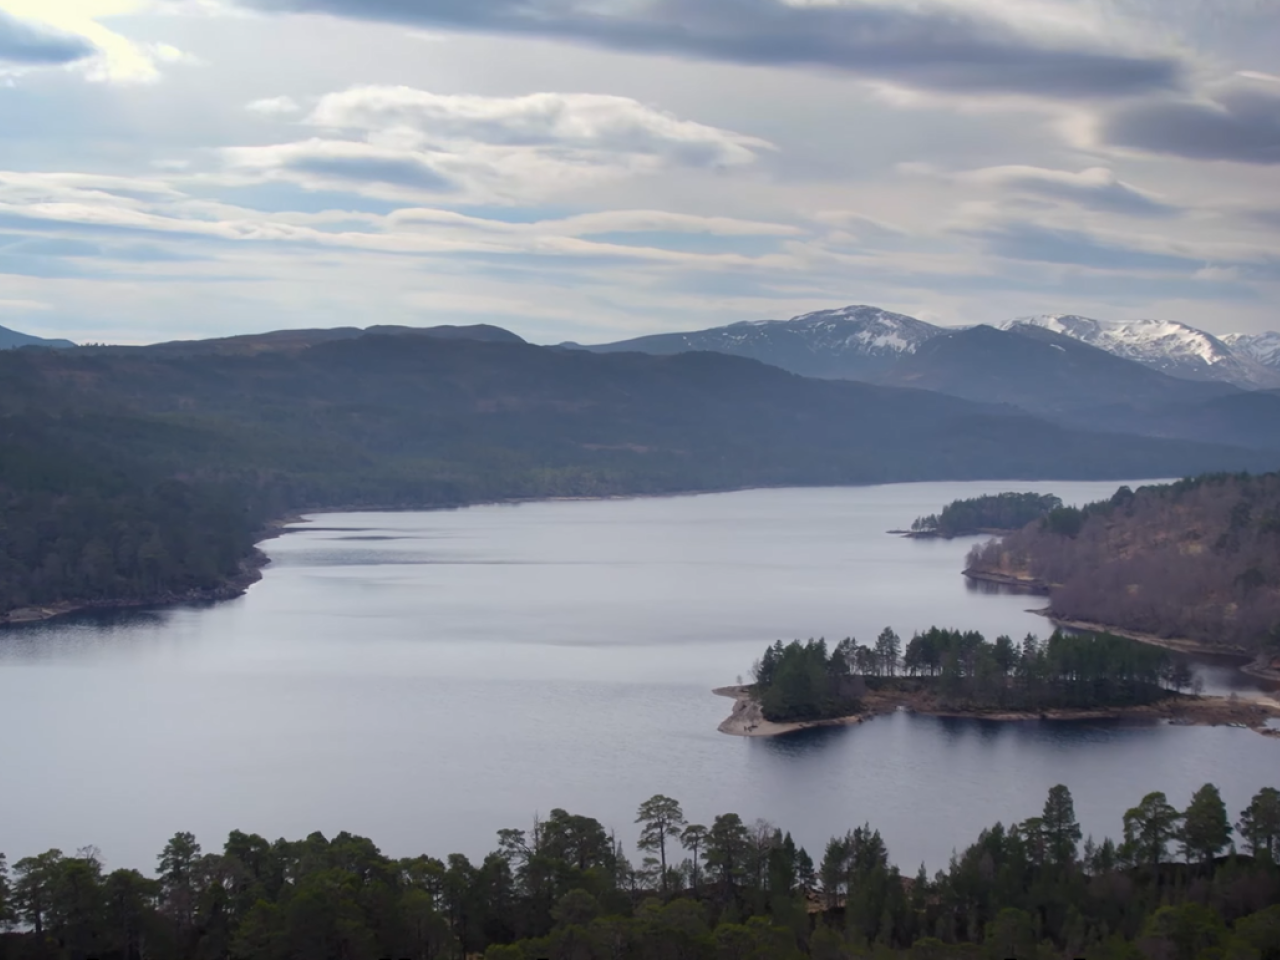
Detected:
[
  {"left": 1223, "top": 331, "right": 1280, "bottom": 369},
  {"left": 1002, "top": 315, "right": 1280, "bottom": 388}
]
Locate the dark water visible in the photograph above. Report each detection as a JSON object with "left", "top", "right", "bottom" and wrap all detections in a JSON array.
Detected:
[{"left": 2, "top": 481, "right": 1276, "bottom": 875}]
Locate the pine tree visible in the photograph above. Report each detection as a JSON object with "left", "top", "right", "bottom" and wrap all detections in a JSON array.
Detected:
[{"left": 1181, "top": 783, "right": 1232, "bottom": 865}]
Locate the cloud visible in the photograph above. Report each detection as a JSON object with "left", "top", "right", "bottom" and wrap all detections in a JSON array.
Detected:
[
  {"left": 949, "top": 165, "right": 1179, "bottom": 217},
  {"left": 247, "top": 95, "right": 301, "bottom": 115},
  {"left": 224, "top": 87, "right": 772, "bottom": 203},
  {"left": 309, "top": 87, "right": 769, "bottom": 167},
  {"left": 1097, "top": 76, "right": 1280, "bottom": 164},
  {"left": 233, "top": 0, "right": 1187, "bottom": 101},
  {"left": 961, "top": 217, "right": 1280, "bottom": 280},
  {"left": 227, "top": 139, "right": 459, "bottom": 193},
  {"left": 0, "top": 9, "right": 97, "bottom": 64}
]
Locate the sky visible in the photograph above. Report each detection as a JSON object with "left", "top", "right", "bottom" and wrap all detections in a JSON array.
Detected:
[{"left": 0, "top": 0, "right": 1278, "bottom": 345}]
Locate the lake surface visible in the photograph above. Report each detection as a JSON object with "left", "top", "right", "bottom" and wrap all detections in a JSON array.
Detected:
[{"left": 2, "top": 481, "right": 1277, "bottom": 876}]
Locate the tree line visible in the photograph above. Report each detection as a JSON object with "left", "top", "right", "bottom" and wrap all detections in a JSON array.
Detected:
[
  {"left": 965, "top": 474, "right": 1280, "bottom": 652},
  {"left": 2, "top": 784, "right": 1279, "bottom": 960},
  {"left": 0, "top": 338, "right": 1269, "bottom": 621},
  {"left": 750, "top": 628, "right": 1180, "bottom": 722},
  {"left": 911, "top": 493, "right": 1064, "bottom": 538}
]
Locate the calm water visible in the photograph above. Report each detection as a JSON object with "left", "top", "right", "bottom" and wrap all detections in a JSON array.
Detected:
[{"left": 2, "top": 481, "right": 1276, "bottom": 875}]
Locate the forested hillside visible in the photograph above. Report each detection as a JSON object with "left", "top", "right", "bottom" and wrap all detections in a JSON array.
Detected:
[
  {"left": 1, "top": 332, "right": 1275, "bottom": 619},
  {"left": 966, "top": 474, "right": 1280, "bottom": 652},
  {"left": 2, "top": 783, "right": 1279, "bottom": 960}
]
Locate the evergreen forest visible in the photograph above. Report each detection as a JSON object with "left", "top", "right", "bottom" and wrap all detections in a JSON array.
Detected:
[
  {"left": 750, "top": 629, "right": 1180, "bottom": 723},
  {"left": 3, "top": 784, "right": 1280, "bottom": 960},
  {"left": 911, "top": 494, "right": 1065, "bottom": 538}
]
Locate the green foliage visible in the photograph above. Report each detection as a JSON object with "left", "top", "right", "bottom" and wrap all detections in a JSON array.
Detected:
[
  {"left": 1, "top": 783, "right": 1279, "bottom": 960},
  {"left": 1239, "top": 788, "right": 1280, "bottom": 862},
  {"left": 1124, "top": 792, "right": 1183, "bottom": 868},
  {"left": 898, "top": 626, "right": 1171, "bottom": 710},
  {"left": 911, "top": 492, "right": 1063, "bottom": 537},
  {"left": 1181, "top": 783, "right": 1234, "bottom": 865},
  {"left": 753, "top": 639, "right": 864, "bottom": 722}
]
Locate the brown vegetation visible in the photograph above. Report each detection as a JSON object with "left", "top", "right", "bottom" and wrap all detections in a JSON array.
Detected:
[{"left": 966, "top": 473, "right": 1280, "bottom": 653}]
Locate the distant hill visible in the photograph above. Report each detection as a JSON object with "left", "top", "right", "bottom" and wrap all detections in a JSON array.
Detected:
[
  {"left": 3, "top": 331, "right": 1275, "bottom": 619},
  {"left": 568, "top": 305, "right": 944, "bottom": 380},
  {"left": 966, "top": 473, "right": 1280, "bottom": 652},
  {"left": 139, "top": 323, "right": 524, "bottom": 356},
  {"left": 1004, "top": 315, "right": 1280, "bottom": 389},
  {"left": 873, "top": 324, "right": 1236, "bottom": 422},
  {"left": 0, "top": 323, "right": 75, "bottom": 350}
]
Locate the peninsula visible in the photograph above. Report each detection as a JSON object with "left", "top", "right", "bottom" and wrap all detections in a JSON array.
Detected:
[
  {"left": 962, "top": 473, "right": 1280, "bottom": 681},
  {"left": 718, "top": 628, "right": 1280, "bottom": 737}
]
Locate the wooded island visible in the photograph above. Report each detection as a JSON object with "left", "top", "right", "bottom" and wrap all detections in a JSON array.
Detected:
[{"left": 719, "top": 627, "right": 1280, "bottom": 736}]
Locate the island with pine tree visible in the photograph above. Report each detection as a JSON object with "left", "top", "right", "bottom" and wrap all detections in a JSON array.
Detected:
[{"left": 716, "top": 627, "right": 1280, "bottom": 737}]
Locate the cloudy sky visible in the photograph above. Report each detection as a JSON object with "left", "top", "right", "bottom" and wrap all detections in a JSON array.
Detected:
[{"left": 1, "top": 0, "right": 1278, "bottom": 345}]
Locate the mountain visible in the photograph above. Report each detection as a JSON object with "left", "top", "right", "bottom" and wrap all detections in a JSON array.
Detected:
[
  {"left": 571, "top": 305, "right": 944, "bottom": 380},
  {"left": 1223, "top": 331, "right": 1280, "bottom": 372},
  {"left": 1002, "top": 315, "right": 1279, "bottom": 389},
  {"left": 3, "top": 330, "right": 1275, "bottom": 618},
  {"left": 874, "top": 324, "right": 1237, "bottom": 424},
  {"left": 0, "top": 323, "right": 75, "bottom": 350}
]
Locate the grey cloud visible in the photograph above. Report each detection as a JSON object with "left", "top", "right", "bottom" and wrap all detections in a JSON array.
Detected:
[
  {"left": 238, "top": 0, "right": 1186, "bottom": 99},
  {"left": 0, "top": 10, "right": 96, "bottom": 65},
  {"left": 1102, "top": 83, "right": 1280, "bottom": 163},
  {"left": 287, "top": 154, "right": 457, "bottom": 192},
  {"left": 997, "top": 173, "right": 1176, "bottom": 218},
  {"left": 968, "top": 221, "right": 1212, "bottom": 273}
]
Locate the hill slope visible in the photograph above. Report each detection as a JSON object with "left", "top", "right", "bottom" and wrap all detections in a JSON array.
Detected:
[
  {"left": 0, "top": 323, "right": 75, "bottom": 350},
  {"left": 874, "top": 324, "right": 1236, "bottom": 420},
  {"left": 2, "top": 332, "right": 1275, "bottom": 618},
  {"left": 966, "top": 473, "right": 1280, "bottom": 652}
]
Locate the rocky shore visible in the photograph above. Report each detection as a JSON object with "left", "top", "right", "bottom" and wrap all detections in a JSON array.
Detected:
[{"left": 715, "top": 684, "right": 1280, "bottom": 739}]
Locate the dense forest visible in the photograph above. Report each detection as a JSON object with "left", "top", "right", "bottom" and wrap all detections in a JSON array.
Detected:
[
  {"left": 965, "top": 474, "right": 1280, "bottom": 652},
  {"left": 3, "top": 332, "right": 1272, "bottom": 620},
  {"left": 3, "top": 784, "right": 1280, "bottom": 960},
  {"left": 750, "top": 629, "right": 1180, "bottom": 722},
  {"left": 911, "top": 494, "right": 1064, "bottom": 538}
]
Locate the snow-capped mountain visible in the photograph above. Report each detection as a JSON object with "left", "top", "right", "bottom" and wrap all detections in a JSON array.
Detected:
[
  {"left": 575, "top": 305, "right": 945, "bottom": 380},
  {"left": 1222, "top": 332, "right": 1280, "bottom": 372},
  {"left": 1001, "top": 315, "right": 1280, "bottom": 389}
]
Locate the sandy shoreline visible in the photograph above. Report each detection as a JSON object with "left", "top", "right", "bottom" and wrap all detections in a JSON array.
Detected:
[{"left": 715, "top": 684, "right": 1280, "bottom": 739}]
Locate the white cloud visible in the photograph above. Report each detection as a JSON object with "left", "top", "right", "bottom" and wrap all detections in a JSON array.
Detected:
[
  {"left": 222, "top": 86, "right": 773, "bottom": 203},
  {"left": 308, "top": 87, "right": 771, "bottom": 167},
  {"left": 246, "top": 94, "right": 300, "bottom": 115}
]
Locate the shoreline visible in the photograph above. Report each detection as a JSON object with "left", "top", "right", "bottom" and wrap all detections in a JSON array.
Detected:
[
  {"left": 965, "top": 570, "right": 1280, "bottom": 686},
  {"left": 962, "top": 568, "right": 1051, "bottom": 593},
  {"left": 715, "top": 685, "right": 1280, "bottom": 739},
  {"left": 1045, "top": 615, "right": 1280, "bottom": 685},
  {"left": 0, "top": 488, "right": 758, "bottom": 629}
]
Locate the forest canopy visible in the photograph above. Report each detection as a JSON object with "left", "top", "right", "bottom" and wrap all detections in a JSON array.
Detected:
[
  {"left": 965, "top": 473, "right": 1280, "bottom": 652},
  {"left": 2, "top": 783, "right": 1279, "bottom": 960},
  {"left": 750, "top": 627, "right": 1182, "bottom": 722},
  {"left": 911, "top": 492, "right": 1064, "bottom": 537}
]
